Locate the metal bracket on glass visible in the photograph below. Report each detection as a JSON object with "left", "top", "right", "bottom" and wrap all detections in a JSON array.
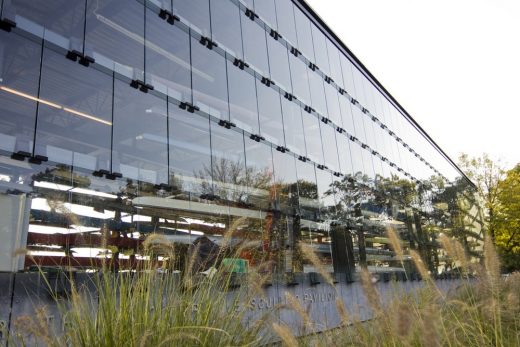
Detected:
[
  {"left": 362, "top": 107, "right": 369, "bottom": 114},
  {"left": 200, "top": 193, "right": 220, "bottom": 201},
  {"left": 308, "top": 62, "right": 318, "bottom": 71},
  {"left": 350, "top": 98, "right": 358, "bottom": 105},
  {"left": 158, "top": 9, "right": 180, "bottom": 25},
  {"left": 199, "top": 36, "right": 217, "bottom": 50},
  {"left": 371, "top": 116, "right": 379, "bottom": 122},
  {"left": 290, "top": 46, "right": 301, "bottom": 57},
  {"left": 303, "top": 105, "right": 314, "bottom": 114},
  {"left": 0, "top": 17, "right": 16, "bottom": 32},
  {"left": 260, "top": 76, "right": 274, "bottom": 87},
  {"left": 245, "top": 8, "right": 258, "bottom": 21},
  {"left": 29, "top": 155, "right": 48, "bottom": 165},
  {"left": 154, "top": 183, "right": 173, "bottom": 191},
  {"left": 284, "top": 92, "right": 296, "bottom": 101},
  {"left": 388, "top": 130, "right": 395, "bottom": 136},
  {"left": 130, "top": 79, "right": 154, "bottom": 93},
  {"left": 321, "top": 116, "right": 330, "bottom": 124},
  {"left": 381, "top": 156, "right": 388, "bottom": 162},
  {"left": 233, "top": 58, "right": 249, "bottom": 70},
  {"left": 349, "top": 135, "right": 357, "bottom": 142},
  {"left": 372, "top": 150, "right": 379, "bottom": 156},
  {"left": 92, "top": 169, "right": 110, "bottom": 178},
  {"left": 105, "top": 172, "right": 123, "bottom": 180},
  {"left": 218, "top": 119, "right": 236, "bottom": 129},
  {"left": 380, "top": 123, "right": 387, "bottom": 130},
  {"left": 333, "top": 172, "right": 342, "bottom": 177},
  {"left": 317, "top": 164, "right": 328, "bottom": 170},
  {"left": 249, "top": 134, "right": 264, "bottom": 142},
  {"left": 179, "top": 102, "right": 199, "bottom": 113},
  {"left": 269, "top": 29, "right": 281, "bottom": 40},
  {"left": 324, "top": 76, "right": 333, "bottom": 84},
  {"left": 397, "top": 167, "right": 404, "bottom": 173},
  {"left": 66, "top": 50, "right": 95, "bottom": 67},
  {"left": 336, "top": 126, "right": 345, "bottom": 133},
  {"left": 389, "top": 162, "right": 396, "bottom": 168},
  {"left": 309, "top": 272, "right": 321, "bottom": 285},
  {"left": 420, "top": 157, "right": 425, "bottom": 162},
  {"left": 338, "top": 88, "right": 346, "bottom": 95},
  {"left": 276, "top": 146, "right": 288, "bottom": 153},
  {"left": 10, "top": 151, "right": 31, "bottom": 162},
  {"left": 298, "top": 155, "right": 309, "bottom": 162}
]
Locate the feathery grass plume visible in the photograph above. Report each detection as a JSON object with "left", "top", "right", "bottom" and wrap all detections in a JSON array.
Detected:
[
  {"left": 395, "top": 302, "right": 413, "bottom": 338},
  {"left": 438, "top": 234, "right": 456, "bottom": 261},
  {"left": 453, "top": 240, "right": 469, "bottom": 272},
  {"left": 409, "top": 250, "right": 431, "bottom": 282},
  {"left": 360, "top": 268, "right": 382, "bottom": 314},
  {"left": 484, "top": 235, "right": 500, "bottom": 284},
  {"left": 335, "top": 297, "right": 350, "bottom": 326},
  {"left": 298, "top": 242, "right": 333, "bottom": 285},
  {"left": 272, "top": 322, "right": 298, "bottom": 347},
  {"left": 386, "top": 226, "right": 403, "bottom": 261},
  {"left": 285, "top": 292, "right": 311, "bottom": 330},
  {"left": 419, "top": 304, "right": 440, "bottom": 347}
]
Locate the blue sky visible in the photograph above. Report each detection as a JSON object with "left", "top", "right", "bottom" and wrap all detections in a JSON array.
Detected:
[{"left": 306, "top": 0, "right": 520, "bottom": 169}]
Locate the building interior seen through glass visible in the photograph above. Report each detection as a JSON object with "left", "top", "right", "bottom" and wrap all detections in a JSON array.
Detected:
[{"left": 0, "top": 0, "right": 483, "bottom": 278}]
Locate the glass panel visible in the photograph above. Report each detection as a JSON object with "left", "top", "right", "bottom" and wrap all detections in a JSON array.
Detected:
[
  {"left": 324, "top": 82, "right": 342, "bottom": 126},
  {"left": 168, "top": 107, "right": 212, "bottom": 198},
  {"left": 275, "top": 0, "right": 297, "bottom": 46},
  {"left": 271, "top": 149, "right": 298, "bottom": 215},
  {"left": 308, "top": 70, "right": 327, "bottom": 116},
  {"left": 315, "top": 168, "right": 335, "bottom": 220},
  {"left": 281, "top": 97, "right": 306, "bottom": 156},
  {"left": 267, "top": 39, "right": 292, "bottom": 92},
  {"left": 112, "top": 79, "right": 168, "bottom": 185},
  {"left": 227, "top": 60, "right": 259, "bottom": 134},
  {"left": 244, "top": 138, "right": 274, "bottom": 211},
  {"left": 310, "top": 24, "right": 330, "bottom": 76},
  {"left": 293, "top": 6, "right": 314, "bottom": 61},
  {"left": 210, "top": 0, "right": 243, "bottom": 58},
  {"left": 35, "top": 47, "right": 112, "bottom": 172},
  {"left": 336, "top": 134, "right": 354, "bottom": 176},
  {"left": 145, "top": 8, "right": 191, "bottom": 102},
  {"left": 208, "top": 124, "right": 247, "bottom": 205},
  {"left": 295, "top": 160, "right": 318, "bottom": 221},
  {"left": 241, "top": 13, "right": 269, "bottom": 76},
  {"left": 172, "top": 0, "right": 210, "bottom": 36},
  {"left": 301, "top": 112, "right": 323, "bottom": 163},
  {"left": 256, "top": 81, "right": 285, "bottom": 146},
  {"left": 8, "top": 0, "right": 85, "bottom": 51},
  {"left": 254, "top": 0, "right": 277, "bottom": 29},
  {"left": 191, "top": 36, "right": 229, "bottom": 120},
  {"left": 351, "top": 106, "right": 367, "bottom": 144},
  {"left": 340, "top": 55, "right": 356, "bottom": 99},
  {"left": 320, "top": 124, "right": 340, "bottom": 172},
  {"left": 289, "top": 53, "right": 311, "bottom": 105},
  {"left": 350, "top": 141, "right": 364, "bottom": 177},
  {"left": 327, "top": 40, "right": 343, "bottom": 87},
  {"left": 0, "top": 31, "right": 41, "bottom": 154},
  {"left": 85, "top": 0, "right": 144, "bottom": 78},
  {"left": 339, "top": 95, "right": 355, "bottom": 136}
]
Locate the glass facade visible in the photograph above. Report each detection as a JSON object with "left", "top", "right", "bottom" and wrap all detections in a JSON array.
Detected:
[{"left": 0, "top": 0, "right": 483, "bottom": 276}]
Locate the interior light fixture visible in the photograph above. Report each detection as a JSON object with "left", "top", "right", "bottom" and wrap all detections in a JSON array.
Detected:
[{"left": 0, "top": 85, "right": 112, "bottom": 126}]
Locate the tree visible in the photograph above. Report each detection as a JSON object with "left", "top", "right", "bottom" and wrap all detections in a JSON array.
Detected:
[
  {"left": 495, "top": 165, "right": 520, "bottom": 271},
  {"left": 458, "top": 153, "right": 505, "bottom": 242}
]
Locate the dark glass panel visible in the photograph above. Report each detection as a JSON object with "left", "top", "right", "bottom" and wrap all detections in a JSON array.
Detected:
[
  {"left": 112, "top": 80, "right": 168, "bottom": 185},
  {"left": 209, "top": 124, "right": 247, "bottom": 205},
  {"left": 241, "top": 13, "right": 269, "bottom": 76},
  {"left": 349, "top": 141, "right": 364, "bottom": 177},
  {"left": 281, "top": 97, "right": 306, "bottom": 156},
  {"left": 0, "top": 31, "right": 41, "bottom": 154},
  {"left": 168, "top": 107, "right": 212, "bottom": 197},
  {"left": 8, "top": 0, "right": 85, "bottom": 51},
  {"left": 339, "top": 95, "right": 355, "bottom": 136},
  {"left": 293, "top": 6, "right": 314, "bottom": 61},
  {"left": 85, "top": 0, "right": 144, "bottom": 77},
  {"left": 324, "top": 82, "right": 342, "bottom": 126},
  {"left": 244, "top": 137, "right": 274, "bottom": 210},
  {"left": 172, "top": 0, "right": 210, "bottom": 35},
  {"left": 271, "top": 147, "right": 298, "bottom": 214},
  {"left": 35, "top": 47, "right": 112, "bottom": 171},
  {"left": 308, "top": 70, "right": 327, "bottom": 116},
  {"left": 227, "top": 60, "right": 259, "bottom": 134},
  {"left": 295, "top": 160, "right": 318, "bottom": 221},
  {"left": 267, "top": 39, "right": 292, "bottom": 92},
  {"left": 210, "top": 0, "right": 243, "bottom": 58},
  {"left": 256, "top": 81, "right": 285, "bottom": 146},
  {"left": 289, "top": 53, "right": 311, "bottom": 105},
  {"left": 320, "top": 124, "right": 340, "bottom": 172},
  {"left": 310, "top": 24, "right": 330, "bottom": 76},
  {"left": 145, "top": 8, "right": 191, "bottom": 102},
  {"left": 275, "top": 0, "right": 297, "bottom": 46},
  {"left": 301, "top": 112, "right": 323, "bottom": 163},
  {"left": 191, "top": 36, "right": 229, "bottom": 120},
  {"left": 254, "top": 0, "right": 277, "bottom": 29}
]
